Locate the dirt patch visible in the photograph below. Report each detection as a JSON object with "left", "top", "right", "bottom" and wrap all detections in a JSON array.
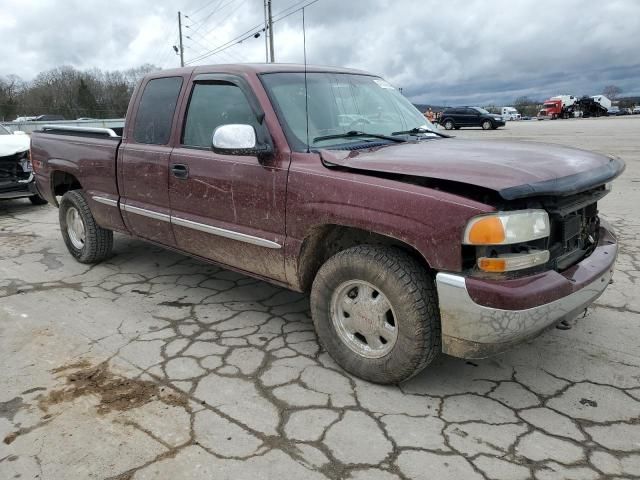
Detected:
[
  {"left": 39, "top": 361, "right": 188, "bottom": 414},
  {"left": 3, "top": 432, "right": 17, "bottom": 445},
  {"left": 0, "top": 397, "right": 25, "bottom": 422}
]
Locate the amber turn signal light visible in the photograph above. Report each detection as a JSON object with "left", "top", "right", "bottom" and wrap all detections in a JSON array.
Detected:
[
  {"left": 477, "top": 250, "right": 550, "bottom": 273},
  {"left": 465, "top": 216, "right": 506, "bottom": 245}
]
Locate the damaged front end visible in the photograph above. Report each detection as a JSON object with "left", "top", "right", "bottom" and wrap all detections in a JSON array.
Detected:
[{"left": 0, "top": 149, "right": 40, "bottom": 200}]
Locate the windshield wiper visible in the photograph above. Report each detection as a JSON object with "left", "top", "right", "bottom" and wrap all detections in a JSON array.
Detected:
[
  {"left": 313, "top": 130, "right": 407, "bottom": 144},
  {"left": 391, "top": 127, "right": 452, "bottom": 138}
]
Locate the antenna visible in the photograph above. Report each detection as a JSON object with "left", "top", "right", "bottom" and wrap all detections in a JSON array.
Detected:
[{"left": 303, "top": 7, "right": 310, "bottom": 153}]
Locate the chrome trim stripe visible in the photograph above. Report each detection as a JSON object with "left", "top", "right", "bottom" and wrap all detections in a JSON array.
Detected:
[
  {"left": 171, "top": 216, "right": 281, "bottom": 249},
  {"left": 92, "top": 196, "right": 118, "bottom": 207},
  {"left": 122, "top": 204, "right": 171, "bottom": 222},
  {"left": 42, "top": 125, "right": 120, "bottom": 137}
]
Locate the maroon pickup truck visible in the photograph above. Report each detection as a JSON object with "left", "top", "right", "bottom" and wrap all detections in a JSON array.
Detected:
[{"left": 31, "top": 64, "right": 624, "bottom": 383}]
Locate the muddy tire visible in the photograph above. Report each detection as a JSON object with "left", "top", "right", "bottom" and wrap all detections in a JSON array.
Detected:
[
  {"left": 443, "top": 119, "right": 455, "bottom": 130},
  {"left": 29, "top": 194, "right": 48, "bottom": 205},
  {"left": 481, "top": 119, "right": 492, "bottom": 130},
  {"left": 310, "top": 245, "right": 441, "bottom": 384},
  {"left": 59, "top": 190, "right": 113, "bottom": 263}
]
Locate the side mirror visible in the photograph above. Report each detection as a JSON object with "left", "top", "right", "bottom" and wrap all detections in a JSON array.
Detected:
[{"left": 212, "top": 124, "right": 272, "bottom": 158}]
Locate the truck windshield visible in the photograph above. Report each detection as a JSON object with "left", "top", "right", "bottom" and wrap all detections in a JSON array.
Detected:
[{"left": 260, "top": 72, "right": 434, "bottom": 150}]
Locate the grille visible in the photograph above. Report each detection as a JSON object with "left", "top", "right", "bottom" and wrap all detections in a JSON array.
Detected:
[{"left": 548, "top": 202, "right": 599, "bottom": 271}]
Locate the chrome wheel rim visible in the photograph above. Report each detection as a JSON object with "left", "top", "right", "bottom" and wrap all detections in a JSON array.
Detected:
[
  {"left": 482, "top": 121, "right": 491, "bottom": 129},
  {"left": 66, "top": 207, "right": 85, "bottom": 250},
  {"left": 330, "top": 280, "right": 398, "bottom": 359}
]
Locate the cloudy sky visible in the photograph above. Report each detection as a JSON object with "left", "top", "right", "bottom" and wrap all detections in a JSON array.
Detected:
[{"left": 1, "top": 0, "right": 639, "bottom": 105}]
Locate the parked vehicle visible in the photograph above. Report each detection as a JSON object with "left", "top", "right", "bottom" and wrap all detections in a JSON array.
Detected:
[
  {"left": 13, "top": 116, "right": 37, "bottom": 122},
  {"left": 537, "top": 95, "right": 578, "bottom": 119},
  {"left": 501, "top": 107, "right": 520, "bottom": 120},
  {"left": 34, "top": 115, "right": 65, "bottom": 122},
  {"left": 608, "top": 106, "right": 620, "bottom": 116},
  {"left": 618, "top": 108, "right": 632, "bottom": 116},
  {"left": 578, "top": 95, "right": 610, "bottom": 118},
  {"left": 0, "top": 124, "right": 47, "bottom": 204},
  {"left": 633, "top": 106, "right": 640, "bottom": 114},
  {"left": 439, "top": 107, "right": 505, "bottom": 130},
  {"left": 31, "top": 64, "right": 623, "bottom": 384}
]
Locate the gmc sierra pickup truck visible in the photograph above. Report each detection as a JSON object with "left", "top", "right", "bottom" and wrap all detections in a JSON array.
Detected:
[{"left": 31, "top": 64, "right": 624, "bottom": 384}]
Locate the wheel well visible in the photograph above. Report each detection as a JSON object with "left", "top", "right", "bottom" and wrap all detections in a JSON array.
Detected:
[
  {"left": 52, "top": 171, "right": 82, "bottom": 205},
  {"left": 297, "top": 225, "right": 431, "bottom": 292}
]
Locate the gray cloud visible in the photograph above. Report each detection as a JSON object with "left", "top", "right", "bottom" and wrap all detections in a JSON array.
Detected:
[{"left": 1, "top": 0, "right": 639, "bottom": 105}]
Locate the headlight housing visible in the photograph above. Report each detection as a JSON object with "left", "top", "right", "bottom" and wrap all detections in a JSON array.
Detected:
[
  {"left": 463, "top": 210, "right": 551, "bottom": 273},
  {"left": 463, "top": 210, "right": 550, "bottom": 245}
]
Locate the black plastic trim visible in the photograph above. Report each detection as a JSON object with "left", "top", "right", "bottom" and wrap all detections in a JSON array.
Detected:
[{"left": 499, "top": 156, "right": 625, "bottom": 200}]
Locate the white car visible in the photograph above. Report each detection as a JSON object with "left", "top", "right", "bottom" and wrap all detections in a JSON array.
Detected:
[
  {"left": 633, "top": 106, "right": 640, "bottom": 115},
  {"left": 0, "top": 125, "right": 47, "bottom": 204}
]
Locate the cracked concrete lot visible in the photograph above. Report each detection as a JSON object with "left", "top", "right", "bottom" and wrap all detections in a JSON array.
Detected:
[{"left": 1, "top": 116, "right": 640, "bottom": 479}]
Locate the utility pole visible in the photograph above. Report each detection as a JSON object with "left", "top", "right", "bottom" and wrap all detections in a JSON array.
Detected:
[
  {"left": 177, "top": 11, "right": 185, "bottom": 67},
  {"left": 263, "top": 1, "right": 269, "bottom": 63},
  {"left": 267, "top": 0, "right": 275, "bottom": 63}
]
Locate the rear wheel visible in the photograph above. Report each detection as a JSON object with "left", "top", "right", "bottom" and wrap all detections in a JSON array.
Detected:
[
  {"left": 443, "top": 119, "right": 454, "bottom": 130},
  {"left": 481, "top": 119, "right": 492, "bottom": 130},
  {"left": 311, "top": 245, "right": 440, "bottom": 384},
  {"left": 59, "top": 190, "right": 113, "bottom": 263}
]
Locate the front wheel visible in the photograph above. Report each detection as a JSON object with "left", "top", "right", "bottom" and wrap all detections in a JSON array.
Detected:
[
  {"left": 443, "top": 119, "right": 454, "bottom": 130},
  {"left": 59, "top": 190, "right": 113, "bottom": 263},
  {"left": 481, "top": 120, "right": 493, "bottom": 130},
  {"left": 310, "top": 245, "right": 441, "bottom": 384}
]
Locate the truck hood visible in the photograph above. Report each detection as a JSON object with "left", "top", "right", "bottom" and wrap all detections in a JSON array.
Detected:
[
  {"left": 319, "top": 139, "right": 625, "bottom": 200},
  {"left": 0, "top": 135, "right": 30, "bottom": 157}
]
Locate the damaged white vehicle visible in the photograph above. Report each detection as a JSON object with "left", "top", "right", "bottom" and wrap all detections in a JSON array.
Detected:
[{"left": 0, "top": 125, "right": 47, "bottom": 204}]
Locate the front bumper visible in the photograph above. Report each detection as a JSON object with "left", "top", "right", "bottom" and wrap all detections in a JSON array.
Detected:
[
  {"left": 435, "top": 224, "right": 617, "bottom": 359},
  {"left": 0, "top": 173, "right": 39, "bottom": 199}
]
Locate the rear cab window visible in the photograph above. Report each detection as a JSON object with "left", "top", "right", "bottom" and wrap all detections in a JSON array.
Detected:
[{"left": 132, "top": 77, "right": 183, "bottom": 145}]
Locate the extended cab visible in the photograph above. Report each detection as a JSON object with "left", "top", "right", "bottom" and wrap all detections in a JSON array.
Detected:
[{"left": 31, "top": 64, "right": 624, "bottom": 384}]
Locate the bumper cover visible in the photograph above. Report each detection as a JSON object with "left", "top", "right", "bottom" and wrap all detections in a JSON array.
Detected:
[
  {"left": 0, "top": 174, "right": 39, "bottom": 199},
  {"left": 436, "top": 225, "right": 617, "bottom": 359}
]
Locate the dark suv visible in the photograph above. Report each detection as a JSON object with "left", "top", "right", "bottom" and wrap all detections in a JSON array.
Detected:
[{"left": 439, "top": 107, "right": 505, "bottom": 130}]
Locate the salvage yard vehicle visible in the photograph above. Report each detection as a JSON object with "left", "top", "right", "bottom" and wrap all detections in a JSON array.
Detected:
[
  {"left": 0, "top": 124, "right": 47, "bottom": 204},
  {"left": 439, "top": 107, "right": 505, "bottom": 130},
  {"left": 501, "top": 106, "right": 520, "bottom": 120},
  {"left": 538, "top": 95, "right": 578, "bottom": 119},
  {"left": 31, "top": 64, "right": 624, "bottom": 384}
]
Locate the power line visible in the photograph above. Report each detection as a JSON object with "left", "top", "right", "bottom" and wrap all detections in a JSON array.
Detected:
[
  {"left": 187, "top": 0, "right": 238, "bottom": 36},
  {"left": 185, "top": 0, "right": 321, "bottom": 65},
  {"left": 187, "top": 0, "right": 223, "bottom": 19}
]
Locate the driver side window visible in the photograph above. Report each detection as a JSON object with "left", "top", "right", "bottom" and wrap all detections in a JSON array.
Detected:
[{"left": 182, "top": 82, "right": 259, "bottom": 148}]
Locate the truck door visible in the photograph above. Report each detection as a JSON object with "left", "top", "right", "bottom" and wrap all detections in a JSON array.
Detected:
[
  {"left": 168, "top": 75, "right": 289, "bottom": 282},
  {"left": 118, "top": 76, "right": 185, "bottom": 247}
]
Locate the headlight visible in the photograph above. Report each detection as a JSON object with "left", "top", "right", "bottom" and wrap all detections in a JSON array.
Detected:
[{"left": 463, "top": 210, "right": 550, "bottom": 245}]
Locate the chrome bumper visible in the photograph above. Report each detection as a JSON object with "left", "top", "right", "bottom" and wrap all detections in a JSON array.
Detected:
[{"left": 435, "top": 266, "right": 614, "bottom": 359}]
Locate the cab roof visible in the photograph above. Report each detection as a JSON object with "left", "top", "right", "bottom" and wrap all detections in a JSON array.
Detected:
[{"left": 147, "top": 63, "right": 373, "bottom": 79}]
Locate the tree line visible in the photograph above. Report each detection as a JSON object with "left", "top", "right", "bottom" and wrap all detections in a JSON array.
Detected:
[{"left": 0, "top": 65, "right": 158, "bottom": 122}]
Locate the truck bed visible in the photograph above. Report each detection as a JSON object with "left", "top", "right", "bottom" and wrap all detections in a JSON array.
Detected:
[{"left": 31, "top": 126, "right": 122, "bottom": 209}]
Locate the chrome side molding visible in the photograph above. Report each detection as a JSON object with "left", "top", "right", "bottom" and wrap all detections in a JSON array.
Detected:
[
  {"left": 121, "top": 203, "right": 171, "bottom": 222},
  {"left": 92, "top": 196, "right": 118, "bottom": 207},
  {"left": 114, "top": 201, "right": 281, "bottom": 249},
  {"left": 172, "top": 216, "right": 281, "bottom": 249}
]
